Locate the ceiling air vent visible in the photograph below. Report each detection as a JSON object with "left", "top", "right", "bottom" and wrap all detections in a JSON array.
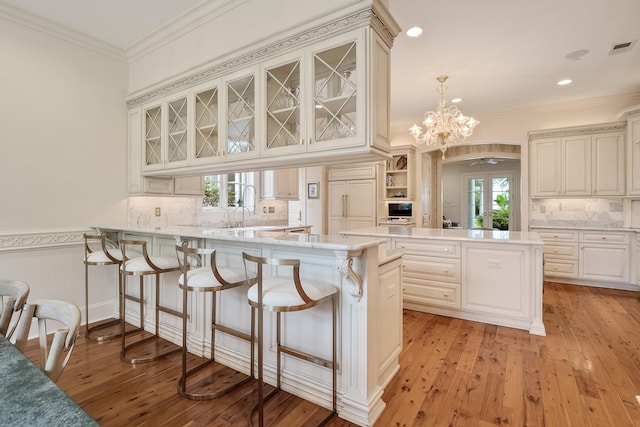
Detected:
[{"left": 608, "top": 40, "right": 636, "bottom": 55}]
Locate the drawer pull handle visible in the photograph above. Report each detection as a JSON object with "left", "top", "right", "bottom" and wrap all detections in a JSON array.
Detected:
[
  {"left": 444, "top": 248, "right": 449, "bottom": 252},
  {"left": 443, "top": 294, "right": 449, "bottom": 298},
  {"left": 553, "top": 249, "right": 558, "bottom": 253},
  {"left": 602, "top": 237, "right": 607, "bottom": 240},
  {"left": 444, "top": 269, "right": 449, "bottom": 272}
]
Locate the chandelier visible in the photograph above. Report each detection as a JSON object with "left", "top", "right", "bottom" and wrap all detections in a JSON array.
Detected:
[{"left": 409, "top": 75, "right": 479, "bottom": 159}]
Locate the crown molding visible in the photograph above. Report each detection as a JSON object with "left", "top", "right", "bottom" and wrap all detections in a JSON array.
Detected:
[
  {"left": 0, "top": 3, "right": 126, "bottom": 62},
  {"left": 0, "top": 229, "right": 87, "bottom": 252},
  {"left": 126, "top": 4, "right": 398, "bottom": 108},
  {"left": 619, "top": 103, "right": 640, "bottom": 119},
  {"left": 126, "top": 0, "right": 249, "bottom": 62},
  {"left": 527, "top": 121, "right": 627, "bottom": 141}
]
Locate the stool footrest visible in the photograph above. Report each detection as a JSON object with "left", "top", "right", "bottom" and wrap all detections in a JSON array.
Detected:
[
  {"left": 214, "top": 324, "right": 251, "bottom": 342},
  {"left": 86, "top": 318, "right": 122, "bottom": 342},
  {"left": 120, "top": 334, "right": 181, "bottom": 364},
  {"left": 279, "top": 345, "right": 334, "bottom": 369},
  {"left": 158, "top": 305, "right": 182, "bottom": 319},
  {"left": 178, "top": 360, "right": 252, "bottom": 401}
]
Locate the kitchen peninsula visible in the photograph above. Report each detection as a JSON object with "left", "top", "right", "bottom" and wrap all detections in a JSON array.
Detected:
[
  {"left": 342, "top": 226, "right": 546, "bottom": 336},
  {"left": 93, "top": 224, "right": 402, "bottom": 427}
]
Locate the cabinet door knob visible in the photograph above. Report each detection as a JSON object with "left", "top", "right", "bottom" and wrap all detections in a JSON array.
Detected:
[
  {"left": 299, "top": 138, "right": 304, "bottom": 145},
  {"left": 443, "top": 268, "right": 449, "bottom": 273},
  {"left": 444, "top": 248, "right": 449, "bottom": 252},
  {"left": 443, "top": 294, "right": 448, "bottom": 298}
]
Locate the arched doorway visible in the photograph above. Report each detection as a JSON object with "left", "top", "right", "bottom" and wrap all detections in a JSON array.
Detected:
[{"left": 421, "top": 144, "right": 522, "bottom": 230}]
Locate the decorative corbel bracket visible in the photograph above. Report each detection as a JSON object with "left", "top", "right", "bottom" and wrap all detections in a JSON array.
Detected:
[{"left": 335, "top": 249, "right": 364, "bottom": 301}]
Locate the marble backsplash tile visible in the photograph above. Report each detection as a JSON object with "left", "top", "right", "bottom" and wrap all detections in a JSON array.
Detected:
[
  {"left": 530, "top": 198, "right": 624, "bottom": 228},
  {"left": 127, "top": 196, "right": 288, "bottom": 228}
]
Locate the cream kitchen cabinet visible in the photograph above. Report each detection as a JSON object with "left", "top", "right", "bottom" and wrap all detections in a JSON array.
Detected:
[
  {"left": 128, "top": 8, "right": 399, "bottom": 178},
  {"left": 328, "top": 164, "right": 379, "bottom": 235},
  {"left": 139, "top": 69, "right": 258, "bottom": 174},
  {"left": 394, "top": 239, "right": 461, "bottom": 309},
  {"left": 529, "top": 123, "right": 626, "bottom": 197},
  {"left": 579, "top": 230, "right": 630, "bottom": 283},
  {"left": 260, "top": 29, "right": 386, "bottom": 160},
  {"left": 592, "top": 132, "right": 625, "bottom": 195},
  {"left": 626, "top": 111, "right": 640, "bottom": 195},
  {"left": 384, "top": 146, "right": 415, "bottom": 200},
  {"left": 260, "top": 168, "right": 299, "bottom": 200},
  {"left": 535, "top": 229, "right": 579, "bottom": 278},
  {"left": 529, "top": 136, "right": 590, "bottom": 196},
  {"left": 534, "top": 228, "right": 633, "bottom": 288}
]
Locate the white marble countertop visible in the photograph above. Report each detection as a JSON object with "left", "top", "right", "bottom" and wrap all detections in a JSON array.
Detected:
[
  {"left": 531, "top": 225, "right": 639, "bottom": 232},
  {"left": 342, "top": 226, "right": 544, "bottom": 245},
  {"left": 94, "top": 225, "right": 385, "bottom": 252}
]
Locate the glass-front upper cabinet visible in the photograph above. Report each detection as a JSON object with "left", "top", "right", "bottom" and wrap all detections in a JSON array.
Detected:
[
  {"left": 311, "top": 32, "right": 363, "bottom": 151},
  {"left": 166, "top": 94, "right": 188, "bottom": 167},
  {"left": 193, "top": 83, "right": 221, "bottom": 162},
  {"left": 143, "top": 102, "right": 163, "bottom": 171},
  {"left": 224, "top": 70, "right": 258, "bottom": 160},
  {"left": 264, "top": 57, "right": 302, "bottom": 154}
]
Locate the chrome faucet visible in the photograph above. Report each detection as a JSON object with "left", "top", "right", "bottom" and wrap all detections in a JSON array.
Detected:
[{"left": 233, "top": 184, "right": 256, "bottom": 227}]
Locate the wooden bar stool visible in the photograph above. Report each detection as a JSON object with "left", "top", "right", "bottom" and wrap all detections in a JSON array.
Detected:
[
  {"left": 83, "top": 233, "right": 139, "bottom": 341},
  {"left": 175, "top": 242, "right": 257, "bottom": 400},
  {"left": 242, "top": 252, "right": 338, "bottom": 427},
  {"left": 120, "top": 239, "right": 182, "bottom": 364}
]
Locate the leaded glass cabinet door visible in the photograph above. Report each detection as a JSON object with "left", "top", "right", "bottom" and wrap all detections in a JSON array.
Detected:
[
  {"left": 311, "top": 35, "right": 361, "bottom": 151},
  {"left": 263, "top": 56, "right": 303, "bottom": 156},
  {"left": 225, "top": 72, "right": 257, "bottom": 159},
  {"left": 194, "top": 84, "right": 221, "bottom": 162},
  {"left": 166, "top": 95, "right": 188, "bottom": 167},
  {"left": 143, "top": 102, "right": 163, "bottom": 171}
]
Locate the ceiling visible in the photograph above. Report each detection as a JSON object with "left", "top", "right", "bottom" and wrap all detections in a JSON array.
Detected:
[{"left": 2, "top": 0, "right": 639, "bottom": 129}]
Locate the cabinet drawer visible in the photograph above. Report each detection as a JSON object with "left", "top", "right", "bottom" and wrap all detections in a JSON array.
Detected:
[
  {"left": 544, "top": 259, "right": 579, "bottom": 277},
  {"left": 394, "top": 239, "right": 460, "bottom": 258},
  {"left": 535, "top": 229, "right": 578, "bottom": 242},
  {"left": 580, "top": 231, "right": 630, "bottom": 245},
  {"left": 403, "top": 255, "right": 460, "bottom": 283},
  {"left": 542, "top": 243, "right": 579, "bottom": 259},
  {"left": 403, "top": 280, "right": 460, "bottom": 308}
]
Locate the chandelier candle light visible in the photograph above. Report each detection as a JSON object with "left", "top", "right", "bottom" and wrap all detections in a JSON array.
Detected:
[{"left": 409, "top": 75, "right": 479, "bottom": 159}]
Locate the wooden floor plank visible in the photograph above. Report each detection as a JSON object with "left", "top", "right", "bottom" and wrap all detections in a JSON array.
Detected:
[{"left": 20, "top": 281, "right": 640, "bottom": 426}]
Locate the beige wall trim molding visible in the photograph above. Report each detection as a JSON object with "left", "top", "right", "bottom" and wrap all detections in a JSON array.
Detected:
[
  {"left": 0, "top": 3, "right": 126, "bottom": 61},
  {"left": 528, "top": 121, "right": 627, "bottom": 141},
  {"left": 126, "top": 6, "right": 397, "bottom": 108},
  {"left": 0, "top": 229, "right": 88, "bottom": 252}
]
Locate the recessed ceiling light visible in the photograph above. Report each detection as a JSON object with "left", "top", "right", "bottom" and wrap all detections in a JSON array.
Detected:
[
  {"left": 406, "top": 26, "right": 423, "bottom": 38},
  {"left": 451, "top": 98, "right": 462, "bottom": 103},
  {"left": 557, "top": 79, "right": 572, "bottom": 86}
]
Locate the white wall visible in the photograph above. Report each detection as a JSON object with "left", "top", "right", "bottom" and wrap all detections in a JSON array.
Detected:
[
  {"left": 0, "top": 15, "right": 129, "bottom": 323},
  {"left": 0, "top": 17, "right": 129, "bottom": 230}
]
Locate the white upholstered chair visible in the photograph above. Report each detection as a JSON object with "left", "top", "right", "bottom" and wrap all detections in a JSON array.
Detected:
[
  {"left": 242, "top": 252, "right": 337, "bottom": 427},
  {"left": 13, "top": 299, "right": 81, "bottom": 383},
  {"left": 0, "top": 280, "right": 30, "bottom": 338}
]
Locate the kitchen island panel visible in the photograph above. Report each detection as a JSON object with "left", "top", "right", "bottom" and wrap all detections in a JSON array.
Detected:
[
  {"left": 342, "top": 226, "right": 545, "bottom": 336},
  {"left": 95, "top": 225, "right": 398, "bottom": 427}
]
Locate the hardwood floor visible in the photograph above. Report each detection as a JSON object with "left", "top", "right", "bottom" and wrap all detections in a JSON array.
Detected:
[{"left": 25, "top": 282, "right": 640, "bottom": 426}]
